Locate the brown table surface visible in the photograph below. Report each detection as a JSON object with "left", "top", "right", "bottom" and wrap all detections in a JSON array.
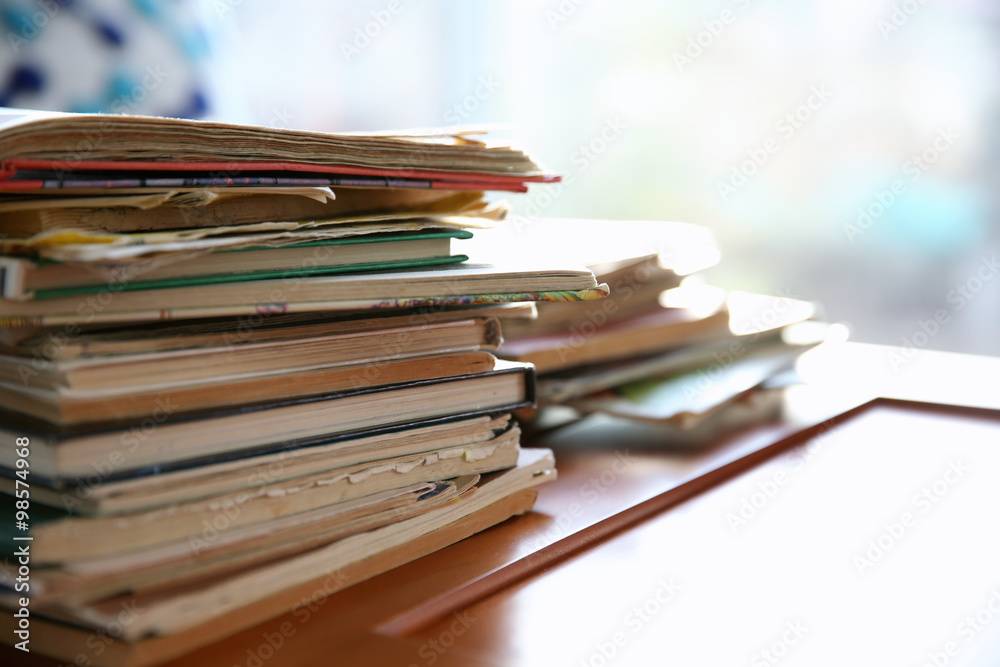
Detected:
[{"left": 7, "top": 342, "right": 1000, "bottom": 666}]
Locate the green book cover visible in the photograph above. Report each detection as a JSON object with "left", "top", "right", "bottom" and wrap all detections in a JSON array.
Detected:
[{"left": 31, "top": 230, "right": 473, "bottom": 299}]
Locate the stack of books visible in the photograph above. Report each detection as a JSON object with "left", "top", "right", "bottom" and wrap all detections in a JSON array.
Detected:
[
  {"left": 0, "top": 109, "right": 607, "bottom": 664},
  {"left": 478, "top": 219, "right": 832, "bottom": 444}
]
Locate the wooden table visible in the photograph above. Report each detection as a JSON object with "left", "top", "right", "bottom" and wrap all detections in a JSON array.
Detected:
[{"left": 9, "top": 342, "right": 1000, "bottom": 666}]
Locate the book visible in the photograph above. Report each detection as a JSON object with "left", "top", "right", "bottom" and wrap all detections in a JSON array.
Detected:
[
  {"left": 2, "top": 414, "right": 512, "bottom": 515},
  {"left": 0, "top": 184, "right": 335, "bottom": 212},
  {"left": 1, "top": 315, "right": 502, "bottom": 391},
  {"left": 0, "top": 229, "right": 473, "bottom": 299},
  {"left": 535, "top": 314, "right": 828, "bottom": 403},
  {"left": 0, "top": 216, "right": 496, "bottom": 265},
  {"left": 500, "top": 301, "right": 733, "bottom": 373},
  {"left": 0, "top": 110, "right": 581, "bottom": 667},
  {"left": 0, "top": 302, "right": 535, "bottom": 355},
  {"left": 0, "top": 108, "right": 558, "bottom": 192},
  {"left": 0, "top": 361, "right": 535, "bottom": 479},
  {"left": 534, "top": 387, "right": 787, "bottom": 450},
  {"left": 500, "top": 254, "right": 687, "bottom": 338},
  {"left": 0, "top": 351, "right": 499, "bottom": 425},
  {"left": 0, "top": 262, "right": 608, "bottom": 326},
  {"left": 0, "top": 484, "right": 542, "bottom": 667},
  {"left": 3, "top": 448, "right": 554, "bottom": 644},
  {"left": 0, "top": 186, "right": 493, "bottom": 235},
  {"left": 2, "top": 427, "right": 521, "bottom": 564},
  {"left": 500, "top": 287, "right": 823, "bottom": 376},
  {"left": 16, "top": 477, "right": 478, "bottom": 606},
  {"left": 466, "top": 220, "right": 722, "bottom": 344},
  {"left": 536, "top": 328, "right": 790, "bottom": 403},
  {"left": 566, "top": 342, "right": 814, "bottom": 428}
]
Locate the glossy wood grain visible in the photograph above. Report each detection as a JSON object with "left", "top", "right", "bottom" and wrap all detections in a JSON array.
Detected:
[{"left": 412, "top": 401, "right": 1000, "bottom": 666}]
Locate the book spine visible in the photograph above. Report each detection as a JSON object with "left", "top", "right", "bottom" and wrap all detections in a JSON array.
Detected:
[
  {"left": 0, "top": 258, "right": 28, "bottom": 300},
  {"left": 0, "top": 286, "right": 612, "bottom": 327}
]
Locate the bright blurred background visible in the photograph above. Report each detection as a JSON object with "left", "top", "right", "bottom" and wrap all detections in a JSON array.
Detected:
[{"left": 2, "top": 0, "right": 998, "bottom": 355}]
